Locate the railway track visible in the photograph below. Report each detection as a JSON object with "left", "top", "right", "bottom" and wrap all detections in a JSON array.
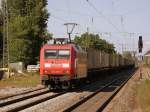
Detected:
[
  {"left": 0, "top": 86, "right": 45, "bottom": 100},
  {"left": 63, "top": 69, "right": 137, "bottom": 112},
  {"left": 0, "top": 69, "right": 136, "bottom": 112},
  {"left": 0, "top": 87, "right": 67, "bottom": 112}
]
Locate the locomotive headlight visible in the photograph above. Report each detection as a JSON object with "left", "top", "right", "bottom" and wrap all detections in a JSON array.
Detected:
[
  {"left": 44, "top": 63, "right": 51, "bottom": 68},
  {"left": 45, "top": 70, "right": 48, "bottom": 73},
  {"left": 62, "top": 64, "right": 69, "bottom": 68}
]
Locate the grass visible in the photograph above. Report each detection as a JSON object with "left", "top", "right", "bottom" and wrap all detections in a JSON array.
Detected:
[
  {"left": 136, "top": 79, "right": 150, "bottom": 112},
  {"left": 144, "top": 64, "right": 150, "bottom": 68},
  {"left": 0, "top": 73, "right": 41, "bottom": 88}
]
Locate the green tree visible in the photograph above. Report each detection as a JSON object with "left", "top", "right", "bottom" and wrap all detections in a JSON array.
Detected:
[
  {"left": 74, "top": 33, "right": 116, "bottom": 53},
  {"left": 6, "top": 0, "right": 49, "bottom": 65}
]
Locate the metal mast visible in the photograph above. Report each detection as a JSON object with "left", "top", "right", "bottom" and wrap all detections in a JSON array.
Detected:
[{"left": 2, "top": 0, "right": 9, "bottom": 75}]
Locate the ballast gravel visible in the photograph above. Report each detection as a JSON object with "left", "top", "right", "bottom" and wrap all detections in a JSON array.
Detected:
[
  {"left": 21, "top": 91, "right": 92, "bottom": 112},
  {"left": 0, "top": 87, "right": 31, "bottom": 97},
  {"left": 0, "top": 85, "right": 43, "bottom": 98}
]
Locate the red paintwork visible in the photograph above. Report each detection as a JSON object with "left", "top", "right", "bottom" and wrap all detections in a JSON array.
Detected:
[{"left": 40, "top": 44, "right": 76, "bottom": 80}]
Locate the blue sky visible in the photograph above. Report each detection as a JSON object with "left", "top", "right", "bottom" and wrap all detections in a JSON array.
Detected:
[{"left": 47, "top": 0, "right": 150, "bottom": 54}]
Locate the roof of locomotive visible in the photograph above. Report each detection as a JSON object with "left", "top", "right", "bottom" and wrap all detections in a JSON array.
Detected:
[
  {"left": 42, "top": 44, "right": 84, "bottom": 52},
  {"left": 42, "top": 44, "right": 75, "bottom": 49}
]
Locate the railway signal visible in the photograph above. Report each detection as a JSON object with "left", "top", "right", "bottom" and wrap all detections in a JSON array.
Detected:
[{"left": 138, "top": 36, "right": 143, "bottom": 53}]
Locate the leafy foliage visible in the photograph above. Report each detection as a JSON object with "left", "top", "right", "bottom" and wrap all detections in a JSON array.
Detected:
[
  {"left": 74, "top": 33, "right": 116, "bottom": 53},
  {"left": 5, "top": 0, "right": 50, "bottom": 64}
]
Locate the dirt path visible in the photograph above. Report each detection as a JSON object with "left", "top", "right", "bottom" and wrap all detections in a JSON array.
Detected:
[{"left": 103, "top": 67, "right": 150, "bottom": 112}]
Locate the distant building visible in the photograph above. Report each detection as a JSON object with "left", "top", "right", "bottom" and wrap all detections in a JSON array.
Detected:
[{"left": 144, "top": 50, "right": 150, "bottom": 65}]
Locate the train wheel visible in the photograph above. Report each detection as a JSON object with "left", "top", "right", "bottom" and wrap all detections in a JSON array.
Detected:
[
  {"left": 58, "top": 82, "right": 62, "bottom": 89},
  {"left": 41, "top": 80, "right": 45, "bottom": 85},
  {"left": 48, "top": 84, "right": 51, "bottom": 89},
  {"left": 41, "top": 80, "right": 48, "bottom": 88},
  {"left": 67, "top": 81, "right": 72, "bottom": 89}
]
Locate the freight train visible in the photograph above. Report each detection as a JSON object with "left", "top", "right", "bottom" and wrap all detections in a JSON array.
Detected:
[{"left": 40, "top": 43, "right": 135, "bottom": 89}]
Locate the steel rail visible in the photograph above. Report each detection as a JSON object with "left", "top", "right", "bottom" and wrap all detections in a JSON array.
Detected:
[
  {"left": 97, "top": 69, "right": 137, "bottom": 112},
  {"left": 63, "top": 69, "right": 137, "bottom": 112},
  {"left": 1, "top": 91, "right": 67, "bottom": 112},
  {"left": 0, "top": 86, "right": 45, "bottom": 100},
  {"left": 0, "top": 88, "right": 50, "bottom": 107}
]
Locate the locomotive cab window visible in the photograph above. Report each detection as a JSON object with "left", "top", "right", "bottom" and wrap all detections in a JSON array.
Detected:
[
  {"left": 45, "top": 50, "right": 57, "bottom": 59},
  {"left": 44, "top": 49, "right": 70, "bottom": 59},
  {"left": 58, "top": 50, "right": 70, "bottom": 59}
]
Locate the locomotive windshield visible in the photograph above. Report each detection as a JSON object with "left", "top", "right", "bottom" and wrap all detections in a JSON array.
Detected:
[
  {"left": 45, "top": 49, "right": 70, "bottom": 59},
  {"left": 58, "top": 50, "right": 70, "bottom": 59},
  {"left": 45, "top": 50, "right": 57, "bottom": 59}
]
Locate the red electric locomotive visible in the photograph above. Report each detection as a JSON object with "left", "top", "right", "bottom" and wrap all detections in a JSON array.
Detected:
[
  {"left": 40, "top": 43, "right": 87, "bottom": 88},
  {"left": 40, "top": 39, "right": 135, "bottom": 89}
]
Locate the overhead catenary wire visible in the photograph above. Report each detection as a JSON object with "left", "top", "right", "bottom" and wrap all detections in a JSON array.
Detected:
[
  {"left": 49, "top": 3, "right": 128, "bottom": 33},
  {"left": 50, "top": 6, "right": 92, "bottom": 17},
  {"left": 50, "top": 6, "right": 128, "bottom": 19},
  {"left": 49, "top": 13, "right": 85, "bottom": 36},
  {"left": 50, "top": 14, "right": 67, "bottom": 22},
  {"left": 86, "top": 0, "right": 121, "bottom": 33},
  {"left": 49, "top": 2, "right": 150, "bottom": 36}
]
